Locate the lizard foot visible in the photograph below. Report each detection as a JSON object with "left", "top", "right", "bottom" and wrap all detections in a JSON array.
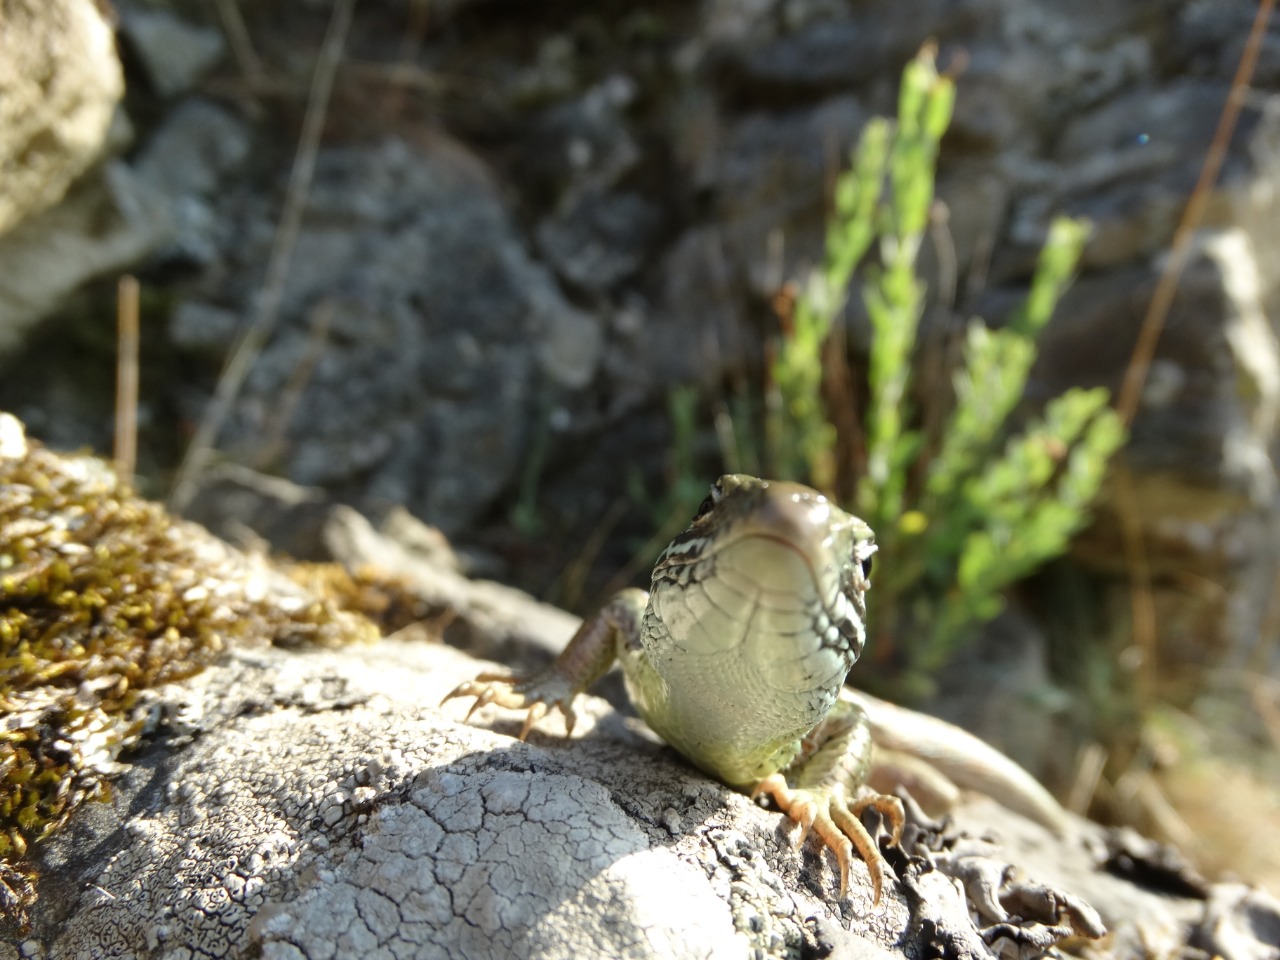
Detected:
[
  {"left": 441, "top": 671, "right": 581, "bottom": 740},
  {"left": 752, "top": 774, "right": 904, "bottom": 905}
]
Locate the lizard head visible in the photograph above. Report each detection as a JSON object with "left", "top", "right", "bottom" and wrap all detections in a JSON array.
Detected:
[{"left": 650, "top": 475, "right": 876, "bottom": 689}]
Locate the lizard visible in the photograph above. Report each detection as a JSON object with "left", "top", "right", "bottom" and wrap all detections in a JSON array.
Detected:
[{"left": 444, "top": 474, "right": 1070, "bottom": 905}]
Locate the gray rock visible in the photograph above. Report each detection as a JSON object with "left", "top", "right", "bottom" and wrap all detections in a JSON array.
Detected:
[
  {"left": 1175, "top": 0, "right": 1280, "bottom": 87},
  {"left": 1048, "top": 80, "right": 1259, "bottom": 266},
  {"left": 636, "top": 227, "right": 753, "bottom": 393},
  {"left": 35, "top": 641, "right": 746, "bottom": 959},
  {"left": 170, "top": 301, "right": 246, "bottom": 355},
  {"left": 133, "top": 99, "right": 254, "bottom": 264},
  {"left": 3, "top": 510, "right": 1085, "bottom": 959},
  {"left": 119, "top": 6, "right": 227, "bottom": 99},
  {"left": 0, "top": 0, "right": 123, "bottom": 238},
  {"left": 717, "top": 95, "right": 868, "bottom": 294},
  {"left": 723, "top": 17, "right": 894, "bottom": 92},
  {"left": 707, "top": 0, "right": 991, "bottom": 96},
  {"left": 0, "top": 162, "right": 169, "bottom": 350},
  {"left": 521, "top": 76, "right": 642, "bottom": 199},
  {"left": 0, "top": 0, "right": 126, "bottom": 350},
  {"left": 537, "top": 190, "right": 663, "bottom": 293},
  {"left": 184, "top": 136, "right": 602, "bottom": 534},
  {"left": 0, "top": 443, "right": 1247, "bottom": 960}
]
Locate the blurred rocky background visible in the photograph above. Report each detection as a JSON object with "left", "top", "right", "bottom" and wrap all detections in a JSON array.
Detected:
[{"left": 1, "top": 0, "right": 1278, "bottom": 887}]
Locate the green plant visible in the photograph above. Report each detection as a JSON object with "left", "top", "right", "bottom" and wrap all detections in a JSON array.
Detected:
[{"left": 763, "top": 46, "right": 1126, "bottom": 691}]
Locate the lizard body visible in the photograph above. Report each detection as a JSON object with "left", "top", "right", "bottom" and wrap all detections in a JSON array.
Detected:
[{"left": 445, "top": 474, "right": 1068, "bottom": 904}]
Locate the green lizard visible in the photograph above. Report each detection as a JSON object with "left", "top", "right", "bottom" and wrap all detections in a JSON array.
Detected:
[{"left": 445, "top": 474, "right": 1069, "bottom": 904}]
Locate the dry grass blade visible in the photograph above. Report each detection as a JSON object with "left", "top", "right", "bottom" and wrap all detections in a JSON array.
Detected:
[
  {"left": 114, "top": 275, "right": 140, "bottom": 484},
  {"left": 1067, "top": 741, "right": 1107, "bottom": 817},
  {"left": 1110, "top": 0, "right": 1274, "bottom": 716},
  {"left": 380, "top": 0, "right": 433, "bottom": 123},
  {"left": 252, "top": 297, "right": 334, "bottom": 471},
  {"left": 1115, "top": 0, "right": 1275, "bottom": 424},
  {"left": 168, "top": 0, "right": 356, "bottom": 512},
  {"left": 211, "top": 0, "right": 265, "bottom": 90}
]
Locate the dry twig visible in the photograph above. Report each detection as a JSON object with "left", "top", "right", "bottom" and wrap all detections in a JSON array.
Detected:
[
  {"left": 169, "top": 0, "right": 356, "bottom": 511},
  {"left": 114, "top": 275, "right": 140, "bottom": 483}
]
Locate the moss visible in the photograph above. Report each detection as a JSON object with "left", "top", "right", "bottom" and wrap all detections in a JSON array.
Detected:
[
  {"left": 284, "top": 561, "right": 435, "bottom": 638},
  {"left": 0, "top": 413, "right": 379, "bottom": 929}
]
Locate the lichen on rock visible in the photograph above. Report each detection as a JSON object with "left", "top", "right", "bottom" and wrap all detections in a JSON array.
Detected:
[{"left": 0, "top": 412, "right": 378, "bottom": 930}]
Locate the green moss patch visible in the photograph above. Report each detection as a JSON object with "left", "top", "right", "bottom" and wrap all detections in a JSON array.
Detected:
[{"left": 0, "top": 413, "right": 379, "bottom": 929}]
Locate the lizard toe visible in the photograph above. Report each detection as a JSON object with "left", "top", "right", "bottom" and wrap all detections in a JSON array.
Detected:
[
  {"left": 518, "top": 701, "right": 548, "bottom": 741},
  {"left": 828, "top": 798, "right": 888, "bottom": 905},
  {"left": 851, "top": 792, "right": 905, "bottom": 847},
  {"left": 443, "top": 670, "right": 584, "bottom": 740},
  {"left": 753, "top": 776, "right": 898, "bottom": 906}
]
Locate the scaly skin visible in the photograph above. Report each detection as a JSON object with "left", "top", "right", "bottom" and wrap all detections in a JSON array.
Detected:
[{"left": 445, "top": 474, "right": 1068, "bottom": 905}]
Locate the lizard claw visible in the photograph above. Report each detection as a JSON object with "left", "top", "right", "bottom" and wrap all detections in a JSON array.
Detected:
[
  {"left": 754, "top": 774, "right": 902, "bottom": 906},
  {"left": 441, "top": 672, "right": 579, "bottom": 741}
]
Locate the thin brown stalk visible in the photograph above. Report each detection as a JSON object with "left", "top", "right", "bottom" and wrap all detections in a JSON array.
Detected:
[
  {"left": 252, "top": 298, "right": 334, "bottom": 471},
  {"left": 1115, "top": 0, "right": 1274, "bottom": 424},
  {"left": 211, "top": 0, "right": 265, "bottom": 90},
  {"left": 114, "top": 276, "right": 140, "bottom": 483},
  {"left": 380, "top": 0, "right": 432, "bottom": 123},
  {"left": 168, "top": 0, "right": 356, "bottom": 512},
  {"left": 1252, "top": 674, "right": 1280, "bottom": 750},
  {"left": 1111, "top": 0, "right": 1273, "bottom": 713},
  {"left": 1066, "top": 741, "right": 1107, "bottom": 816}
]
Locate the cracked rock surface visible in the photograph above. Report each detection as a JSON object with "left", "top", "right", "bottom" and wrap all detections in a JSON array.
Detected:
[
  {"left": 3, "top": 627, "right": 1249, "bottom": 960},
  {"left": 4, "top": 497, "right": 1276, "bottom": 960},
  {"left": 23, "top": 639, "right": 851, "bottom": 959}
]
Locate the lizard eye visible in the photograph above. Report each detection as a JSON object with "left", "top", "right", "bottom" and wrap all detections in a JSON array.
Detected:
[
  {"left": 859, "top": 554, "right": 874, "bottom": 581},
  {"left": 692, "top": 478, "right": 725, "bottom": 522}
]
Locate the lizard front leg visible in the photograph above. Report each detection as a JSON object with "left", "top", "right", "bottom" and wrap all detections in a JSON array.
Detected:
[
  {"left": 752, "top": 698, "right": 905, "bottom": 906},
  {"left": 441, "top": 588, "right": 648, "bottom": 740}
]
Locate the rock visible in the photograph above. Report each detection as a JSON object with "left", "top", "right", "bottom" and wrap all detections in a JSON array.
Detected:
[
  {"left": 170, "top": 301, "right": 246, "bottom": 355},
  {"left": 514, "top": 75, "right": 643, "bottom": 202},
  {"left": 717, "top": 95, "right": 868, "bottom": 294},
  {"left": 1194, "top": 884, "right": 1280, "bottom": 960},
  {"left": 2, "top": 0, "right": 1279, "bottom": 783},
  {"left": 1174, "top": 0, "right": 1280, "bottom": 88},
  {"left": 0, "top": 0, "right": 123, "bottom": 238},
  {"left": 177, "top": 135, "right": 602, "bottom": 535},
  {"left": 118, "top": 5, "right": 227, "bottom": 99},
  {"left": 636, "top": 226, "right": 754, "bottom": 393},
  {"left": 706, "top": 0, "right": 989, "bottom": 99},
  {"left": 0, "top": 162, "right": 168, "bottom": 350},
  {"left": 1027, "top": 229, "right": 1280, "bottom": 677},
  {"left": 922, "top": 607, "right": 1058, "bottom": 777},
  {"left": 11, "top": 423, "right": 1279, "bottom": 960},
  {"left": 28, "top": 632, "right": 1109, "bottom": 959},
  {"left": 1050, "top": 80, "right": 1257, "bottom": 267},
  {"left": 132, "top": 99, "right": 254, "bottom": 265},
  {"left": 182, "top": 462, "right": 334, "bottom": 560},
  {"left": 0, "top": 27, "right": 246, "bottom": 353},
  {"left": 0, "top": 577, "right": 1064, "bottom": 958},
  {"left": 0, "top": 0, "right": 127, "bottom": 349},
  {"left": 321, "top": 504, "right": 578, "bottom": 667},
  {"left": 720, "top": 17, "right": 895, "bottom": 93},
  {"left": 33, "top": 641, "right": 745, "bottom": 959},
  {"left": 6, "top": 432, "right": 1264, "bottom": 960},
  {"left": 537, "top": 189, "right": 664, "bottom": 293}
]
